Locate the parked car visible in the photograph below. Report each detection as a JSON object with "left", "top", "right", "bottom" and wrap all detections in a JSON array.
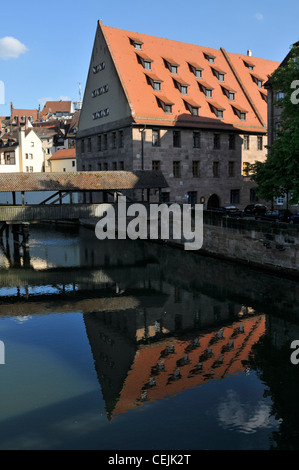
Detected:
[
  {"left": 261, "top": 209, "right": 293, "bottom": 222},
  {"left": 288, "top": 211, "right": 299, "bottom": 224},
  {"left": 243, "top": 204, "right": 267, "bottom": 217},
  {"left": 215, "top": 206, "right": 243, "bottom": 217}
]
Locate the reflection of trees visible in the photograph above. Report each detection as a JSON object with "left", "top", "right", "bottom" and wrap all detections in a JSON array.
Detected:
[{"left": 243, "top": 335, "right": 299, "bottom": 449}]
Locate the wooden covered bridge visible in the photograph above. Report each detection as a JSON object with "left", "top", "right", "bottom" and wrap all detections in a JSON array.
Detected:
[{"left": 0, "top": 170, "right": 168, "bottom": 249}]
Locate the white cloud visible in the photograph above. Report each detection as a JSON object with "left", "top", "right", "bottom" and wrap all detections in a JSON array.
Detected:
[
  {"left": 255, "top": 13, "right": 264, "bottom": 21},
  {"left": 0, "top": 36, "right": 28, "bottom": 59},
  {"left": 216, "top": 389, "right": 278, "bottom": 434}
]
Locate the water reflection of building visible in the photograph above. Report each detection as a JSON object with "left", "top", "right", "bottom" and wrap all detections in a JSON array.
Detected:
[{"left": 84, "top": 311, "right": 265, "bottom": 419}]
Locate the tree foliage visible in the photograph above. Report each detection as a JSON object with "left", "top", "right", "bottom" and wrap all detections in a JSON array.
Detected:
[{"left": 250, "top": 43, "right": 299, "bottom": 206}]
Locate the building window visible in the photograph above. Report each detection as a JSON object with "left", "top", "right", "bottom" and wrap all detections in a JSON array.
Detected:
[
  {"left": 240, "top": 112, "right": 246, "bottom": 121},
  {"left": 112, "top": 162, "right": 117, "bottom": 170},
  {"left": 231, "top": 189, "right": 240, "bottom": 204},
  {"left": 144, "top": 60, "right": 151, "bottom": 70},
  {"left": 4, "top": 152, "right": 15, "bottom": 165},
  {"left": 229, "top": 91, "right": 235, "bottom": 101},
  {"left": 173, "top": 161, "right": 181, "bottom": 178},
  {"left": 192, "top": 161, "right": 200, "bottom": 177},
  {"left": 243, "top": 135, "right": 250, "bottom": 150},
  {"left": 103, "top": 134, "right": 108, "bottom": 150},
  {"left": 229, "top": 134, "right": 235, "bottom": 150},
  {"left": 97, "top": 163, "right": 102, "bottom": 171},
  {"left": 213, "top": 161, "right": 219, "bottom": 177},
  {"left": 213, "top": 134, "right": 220, "bottom": 149},
  {"left": 103, "top": 163, "right": 108, "bottom": 170},
  {"left": 206, "top": 89, "right": 212, "bottom": 98},
  {"left": 173, "top": 130, "right": 181, "bottom": 147},
  {"left": 153, "top": 81, "right": 161, "bottom": 91},
  {"left": 119, "top": 161, "right": 124, "bottom": 170},
  {"left": 81, "top": 139, "right": 84, "bottom": 153},
  {"left": 181, "top": 85, "right": 188, "bottom": 95},
  {"left": 112, "top": 132, "right": 117, "bottom": 148},
  {"left": 193, "top": 131, "right": 201, "bottom": 148},
  {"left": 118, "top": 130, "right": 124, "bottom": 147},
  {"left": 171, "top": 65, "right": 178, "bottom": 74},
  {"left": 164, "top": 103, "right": 172, "bottom": 114},
  {"left": 243, "top": 162, "right": 250, "bottom": 176},
  {"left": 152, "top": 160, "right": 161, "bottom": 171},
  {"left": 87, "top": 138, "right": 92, "bottom": 153},
  {"left": 228, "top": 161, "right": 235, "bottom": 177},
  {"left": 97, "top": 135, "right": 102, "bottom": 151},
  {"left": 250, "top": 188, "right": 259, "bottom": 202},
  {"left": 152, "top": 129, "right": 160, "bottom": 147},
  {"left": 218, "top": 73, "right": 225, "bottom": 82},
  {"left": 72, "top": 161, "right": 75, "bottom": 167},
  {"left": 217, "top": 109, "right": 223, "bottom": 119},
  {"left": 192, "top": 107, "right": 199, "bottom": 116},
  {"left": 257, "top": 136, "right": 263, "bottom": 150},
  {"left": 195, "top": 69, "right": 202, "bottom": 78},
  {"left": 276, "top": 196, "right": 284, "bottom": 205}
]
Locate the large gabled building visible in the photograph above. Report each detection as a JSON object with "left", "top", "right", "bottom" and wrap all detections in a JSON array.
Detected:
[{"left": 77, "top": 20, "right": 279, "bottom": 207}]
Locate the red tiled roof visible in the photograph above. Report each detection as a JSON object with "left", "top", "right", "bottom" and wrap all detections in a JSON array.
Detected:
[
  {"left": 11, "top": 108, "right": 39, "bottom": 121},
  {"left": 100, "top": 22, "right": 279, "bottom": 132},
  {"left": 41, "top": 100, "right": 73, "bottom": 117},
  {"left": 48, "top": 148, "right": 76, "bottom": 160}
]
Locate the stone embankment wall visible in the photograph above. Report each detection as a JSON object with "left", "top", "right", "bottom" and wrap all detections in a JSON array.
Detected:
[{"left": 198, "top": 211, "right": 299, "bottom": 276}]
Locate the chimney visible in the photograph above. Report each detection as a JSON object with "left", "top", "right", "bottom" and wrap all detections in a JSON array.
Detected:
[{"left": 247, "top": 49, "right": 252, "bottom": 56}]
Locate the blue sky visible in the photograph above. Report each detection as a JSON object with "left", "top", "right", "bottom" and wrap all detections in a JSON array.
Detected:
[{"left": 0, "top": 0, "right": 298, "bottom": 116}]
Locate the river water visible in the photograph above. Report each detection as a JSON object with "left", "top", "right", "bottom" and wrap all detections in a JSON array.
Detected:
[{"left": 0, "top": 222, "right": 298, "bottom": 450}]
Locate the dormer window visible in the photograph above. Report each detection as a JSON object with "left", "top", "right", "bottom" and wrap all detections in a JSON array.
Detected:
[
  {"left": 204, "top": 53, "right": 216, "bottom": 63},
  {"left": 251, "top": 73, "right": 264, "bottom": 88},
  {"left": 211, "top": 66, "right": 226, "bottom": 82},
  {"left": 173, "top": 78, "right": 189, "bottom": 95},
  {"left": 145, "top": 73, "right": 163, "bottom": 91},
  {"left": 198, "top": 81, "right": 214, "bottom": 98},
  {"left": 221, "top": 84, "right": 237, "bottom": 101},
  {"left": 136, "top": 52, "right": 153, "bottom": 70},
  {"left": 232, "top": 105, "right": 248, "bottom": 121},
  {"left": 156, "top": 95, "right": 174, "bottom": 114},
  {"left": 188, "top": 62, "right": 203, "bottom": 79},
  {"left": 243, "top": 60, "right": 255, "bottom": 71},
  {"left": 183, "top": 98, "right": 201, "bottom": 116},
  {"left": 129, "top": 37, "right": 144, "bottom": 50},
  {"left": 208, "top": 102, "right": 225, "bottom": 119},
  {"left": 163, "top": 58, "right": 180, "bottom": 75}
]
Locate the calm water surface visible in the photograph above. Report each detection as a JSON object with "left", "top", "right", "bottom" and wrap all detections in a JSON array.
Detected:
[{"left": 0, "top": 223, "right": 298, "bottom": 450}]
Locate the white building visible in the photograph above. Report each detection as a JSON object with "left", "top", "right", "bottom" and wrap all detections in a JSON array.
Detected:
[{"left": 0, "top": 124, "right": 44, "bottom": 173}]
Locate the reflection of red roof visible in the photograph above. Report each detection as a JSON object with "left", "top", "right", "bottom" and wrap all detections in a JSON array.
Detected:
[
  {"left": 49, "top": 148, "right": 76, "bottom": 160},
  {"left": 100, "top": 21, "right": 279, "bottom": 132},
  {"left": 112, "top": 315, "right": 266, "bottom": 418}
]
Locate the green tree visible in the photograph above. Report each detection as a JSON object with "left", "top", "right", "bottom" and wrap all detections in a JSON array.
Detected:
[{"left": 250, "top": 43, "right": 299, "bottom": 207}]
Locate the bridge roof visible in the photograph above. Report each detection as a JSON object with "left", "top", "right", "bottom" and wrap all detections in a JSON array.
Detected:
[{"left": 0, "top": 170, "right": 168, "bottom": 192}]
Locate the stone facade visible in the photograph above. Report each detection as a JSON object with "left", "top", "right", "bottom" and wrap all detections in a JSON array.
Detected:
[{"left": 77, "top": 21, "right": 279, "bottom": 209}]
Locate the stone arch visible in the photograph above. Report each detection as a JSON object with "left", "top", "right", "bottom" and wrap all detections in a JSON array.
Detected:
[{"left": 207, "top": 194, "right": 220, "bottom": 209}]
